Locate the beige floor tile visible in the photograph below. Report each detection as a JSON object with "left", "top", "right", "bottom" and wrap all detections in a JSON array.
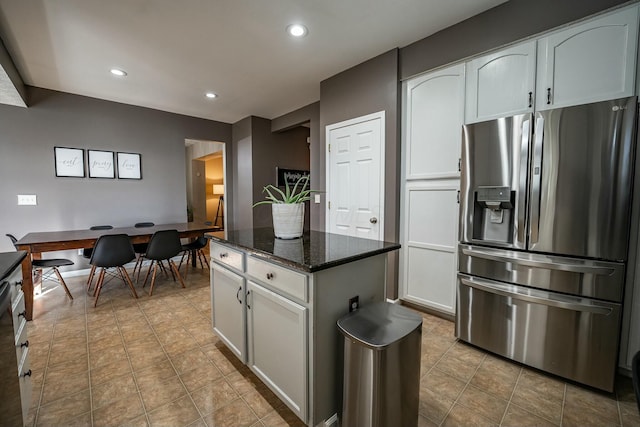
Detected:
[
  {"left": 63, "top": 411, "right": 93, "bottom": 427},
  {"left": 171, "top": 347, "right": 218, "bottom": 375},
  {"left": 92, "top": 392, "right": 146, "bottom": 427},
  {"left": 92, "top": 372, "right": 139, "bottom": 409},
  {"left": 202, "top": 344, "right": 243, "bottom": 375},
  {"left": 89, "top": 341, "right": 129, "bottom": 370},
  {"left": 242, "top": 387, "right": 286, "bottom": 419},
  {"left": 502, "top": 403, "right": 557, "bottom": 426},
  {"left": 139, "top": 374, "right": 188, "bottom": 411},
  {"left": 510, "top": 369, "right": 565, "bottom": 425},
  {"left": 147, "top": 394, "right": 201, "bottom": 427},
  {"left": 442, "top": 402, "right": 498, "bottom": 427},
  {"left": 180, "top": 362, "right": 224, "bottom": 393},
  {"left": 36, "top": 389, "right": 91, "bottom": 427},
  {"left": 435, "top": 341, "right": 485, "bottom": 382},
  {"left": 619, "top": 400, "right": 640, "bottom": 427},
  {"left": 202, "top": 398, "right": 259, "bottom": 427},
  {"left": 88, "top": 332, "right": 124, "bottom": 353},
  {"left": 190, "top": 378, "right": 239, "bottom": 416},
  {"left": 469, "top": 354, "right": 521, "bottom": 401},
  {"left": 41, "top": 369, "right": 90, "bottom": 405},
  {"left": 134, "top": 358, "right": 178, "bottom": 389},
  {"left": 456, "top": 384, "right": 508, "bottom": 424},
  {"left": 87, "top": 323, "right": 120, "bottom": 342},
  {"left": 420, "top": 333, "right": 456, "bottom": 372},
  {"left": 47, "top": 342, "right": 88, "bottom": 367},
  {"left": 129, "top": 348, "right": 170, "bottom": 372},
  {"left": 562, "top": 385, "right": 620, "bottom": 426}
]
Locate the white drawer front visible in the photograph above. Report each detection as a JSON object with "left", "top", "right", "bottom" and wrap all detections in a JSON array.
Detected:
[
  {"left": 210, "top": 242, "right": 244, "bottom": 272},
  {"left": 11, "top": 290, "right": 25, "bottom": 335},
  {"left": 247, "top": 257, "right": 307, "bottom": 302},
  {"left": 14, "top": 319, "right": 28, "bottom": 367}
]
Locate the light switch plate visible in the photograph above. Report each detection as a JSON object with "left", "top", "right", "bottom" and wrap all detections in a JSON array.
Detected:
[
  {"left": 17, "top": 194, "right": 37, "bottom": 205},
  {"left": 314, "top": 194, "right": 321, "bottom": 204}
]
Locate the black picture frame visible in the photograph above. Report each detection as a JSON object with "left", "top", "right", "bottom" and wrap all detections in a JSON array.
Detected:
[
  {"left": 276, "top": 167, "right": 310, "bottom": 188},
  {"left": 88, "top": 150, "right": 115, "bottom": 179},
  {"left": 54, "top": 147, "right": 85, "bottom": 178},
  {"left": 117, "top": 152, "right": 142, "bottom": 179}
]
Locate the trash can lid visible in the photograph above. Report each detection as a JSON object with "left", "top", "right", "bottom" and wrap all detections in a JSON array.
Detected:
[{"left": 337, "top": 302, "right": 423, "bottom": 349}]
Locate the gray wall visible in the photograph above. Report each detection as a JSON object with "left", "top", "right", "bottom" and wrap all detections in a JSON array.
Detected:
[
  {"left": 0, "top": 87, "right": 231, "bottom": 267},
  {"left": 272, "top": 102, "right": 321, "bottom": 230},
  {"left": 230, "top": 117, "right": 253, "bottom": 230},
  {"left": 319, "top": 49, "right": 400, "bottom": 299},
  {"left": 400, "top": 0, "right": 629, "bottom": 80}
]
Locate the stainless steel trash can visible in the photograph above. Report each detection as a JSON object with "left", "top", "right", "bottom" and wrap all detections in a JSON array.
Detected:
[{"left": 338, "top": 302, "right": 422, "bottom": 427}]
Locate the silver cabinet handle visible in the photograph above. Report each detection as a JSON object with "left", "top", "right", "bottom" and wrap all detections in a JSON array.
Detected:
[
  {"left": 219, "top": 253, "right": 228, "bottom": 259},
  {"left": 459, "top": 275, "right": 613, "bottom": 315},
  {"left": 236, "top": 286, "right": 242, "bottom": 304},
  {"left": 530, "top": 115, "right": 544, "bottom": 244},
  {"left": 369, "top": 217, "right": 378, "bottom": 224}
]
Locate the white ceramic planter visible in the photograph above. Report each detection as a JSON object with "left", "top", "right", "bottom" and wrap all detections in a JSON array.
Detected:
[{"left": 272, "top": 203, "right": 304, "bottom": 239}]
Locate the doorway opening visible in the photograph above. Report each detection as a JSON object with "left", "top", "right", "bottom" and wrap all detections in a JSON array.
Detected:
[{"left": 185, "top": 139, "right": 226, "bottom": 238}]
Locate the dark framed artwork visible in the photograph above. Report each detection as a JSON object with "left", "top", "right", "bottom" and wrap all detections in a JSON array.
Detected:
[
  {"left": 117, "top": 152, "right": 142, "bottom": 179},
  {"left": 54, "top": 147, "right": 85, "bottom": 178},
  {"left": 276, "top": 167, "right": 310, "bottom": 188},
  {"left": 88, "top": 150, "right": 115, "bottom": 178}
]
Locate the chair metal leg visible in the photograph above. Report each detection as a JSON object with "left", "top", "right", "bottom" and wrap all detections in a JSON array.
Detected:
[
  {"left": 199, "top": 249, "right": 210, "bottom": 269},
  {"left": 52, "top": 267, "right": 73, "bottom": 300},
  {"left": 178, "top": 251, "right": 188, "bottom": 270},
  {"left": 142, "top": 261, "right": 154, "bottom": 288}
]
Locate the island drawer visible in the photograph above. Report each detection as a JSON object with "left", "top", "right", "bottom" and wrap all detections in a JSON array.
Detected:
[
  {"left": 247, "top": 256, "right": 308, "bottom": 302},
  {"left": 210, "top": 242, "right": 244, "bottom": 272}
]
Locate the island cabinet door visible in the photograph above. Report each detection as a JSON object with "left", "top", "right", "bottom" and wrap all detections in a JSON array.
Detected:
[
  {"left": 247, "top": 280, "right": 308, "bottom": 423},
  {"left": 211, "top": 263, "right": 246, "bottom": 363}
]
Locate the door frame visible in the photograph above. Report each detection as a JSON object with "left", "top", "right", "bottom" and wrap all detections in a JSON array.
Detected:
[{"left": 325, "top": 110, "right": 386, "bottom": 240}]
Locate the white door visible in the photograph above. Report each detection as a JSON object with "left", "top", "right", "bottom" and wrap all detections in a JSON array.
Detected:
[
  {"left": 536, "top": 5, "right": 639, "bottom": 111},
  {"left": 211, "top": 263, "right": 246, "bottom": 362},
  {"left": 406, "top": 63, "right": 465, "bottom": 180},
  {"left": 247, "top": 281, "right": 307, "bottom": 422},
  {"left": 465, "top": 40, "right": 536, "bottom": 123},
  {"left": 326, "top": 111, "right": 385, "bottom": 240}
]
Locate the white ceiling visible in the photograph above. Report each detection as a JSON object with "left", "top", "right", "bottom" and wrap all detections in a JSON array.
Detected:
[{"left": 0, "top": 0, "right": 506, "bottom": 124}]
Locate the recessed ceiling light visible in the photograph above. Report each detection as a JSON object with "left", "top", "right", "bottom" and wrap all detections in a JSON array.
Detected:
[
  {"left": 110, "top": 68, "right": 127, "bottom": 77},
  {"left": 287, "top": 24, "right": 308, "bottom": 37},
  {"left": 205, "top": 92, "right": 218, "bottom": 99}
]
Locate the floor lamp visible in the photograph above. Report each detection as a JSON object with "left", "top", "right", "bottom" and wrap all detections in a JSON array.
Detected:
[{"left": 213, "top": 184, "right": 224, "bottom": 227}]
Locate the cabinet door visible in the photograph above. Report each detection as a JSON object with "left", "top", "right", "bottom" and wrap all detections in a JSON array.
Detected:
[
  {"left": 400, "top": 180, "right": 459, "bottom": 314},
  {"left": 465, "top": 40, "right": 536, "bottom": 123},
  {"left": 211, "top": 263, "right": 246, "bottom": 362},
  {"left": 404, "top": 63, "right": 464, "bottom": 180},
  {"left": 536, "top": 5, "right": 639, "bottom": 111},
  {"left": 247, "top": 281, "right": 307, "bottom": 422}
]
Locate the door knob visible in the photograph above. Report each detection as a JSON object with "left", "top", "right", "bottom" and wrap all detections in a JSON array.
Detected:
[{"left": 370, "top": 217, "right": 378, "bottom": 224}]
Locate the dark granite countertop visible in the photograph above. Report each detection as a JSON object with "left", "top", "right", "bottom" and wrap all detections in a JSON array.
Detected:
[
  {"left": 205, "top": 228, "right": 400, "bottom": 273},
  {"left": 0, "top": 251, "right": 26, "bottom": 281}
]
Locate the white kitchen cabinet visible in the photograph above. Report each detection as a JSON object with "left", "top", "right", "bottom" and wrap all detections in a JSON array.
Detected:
[
  {"left": 211, "top": 263, "right": 246, "bottom": 362},
  {"left": 405, "top": 63, "right": 465, "bottom": 179},
  {"left": 247, "top": 280, "right": 307, "bottom": 421},
  {"left": 536, "top": 5, "right": 639, "bottom": 111},
  {"left": 465, "top": 40, "right": 536, "bottom": 123},
  {"left": 401, "top": 181, "right": 459, "bottom": 314},
  {"left": 400, "top": 63, "right": 464, "bottom": 316}
]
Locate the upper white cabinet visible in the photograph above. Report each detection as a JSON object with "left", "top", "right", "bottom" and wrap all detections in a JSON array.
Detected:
[
  {"left": 465, "top": 41, "right": 536, "bottom": 123},
  {"left": 405, "top": 63, "right": 465, "bottom": 180},
  {"left": 536, "top": 5, "right": 639, "bottom": 111}
]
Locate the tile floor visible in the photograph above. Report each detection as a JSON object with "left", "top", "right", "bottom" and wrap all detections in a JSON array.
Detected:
[{"left": 22, "top": 266, "right": 640, "bottom": 427}]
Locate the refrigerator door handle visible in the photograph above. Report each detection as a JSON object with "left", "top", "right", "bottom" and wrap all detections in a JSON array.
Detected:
[
  {"left": 529, "top": 115, "right": 544, "bottom": 243},
  {"left": 517, "top": 117, "right": 531, "bottom": 245},
  {"left": 461, "top": 247, "right": 616, "bottom": 275},
  {"left": 459, "top": 275, "right": 613, "bottom": 315}
]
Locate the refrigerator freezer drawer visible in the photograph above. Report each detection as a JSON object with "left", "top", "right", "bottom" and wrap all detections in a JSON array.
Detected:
[
  {"left": 456, "top": 274, "right": 621, "bottom": 392},
  {"left": 458, "top": 244, "right": 625, "bottom": 302}
]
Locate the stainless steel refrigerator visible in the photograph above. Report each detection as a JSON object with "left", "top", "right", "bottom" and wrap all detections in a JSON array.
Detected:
[{"left": 457, "top": 96, "right": 637, "bottom": 392}]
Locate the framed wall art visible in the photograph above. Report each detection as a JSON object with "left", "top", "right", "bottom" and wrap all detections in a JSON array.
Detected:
[
  {"left": 88, "top": 150, "right": 115, "bottom": 178},
  {"left": 276, "top": 167, "right": 310, "bottom": 188},
  {"left": 54, "top": 147, "right": 85, "bottom": 178},
  {"left": 117, "top": 152, "right": 142, "bottom": 179}
]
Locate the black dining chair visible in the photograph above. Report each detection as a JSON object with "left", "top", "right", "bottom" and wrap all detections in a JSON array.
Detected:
[
  {"left": 178, "top": 235, "right": 209, "bottom": 278},
  {"left": 6, "top": 233, "right": 74, "bottom": 300},
  {"left": 83, "top": 225, "right": 113, "bottom": 292},
  {"left": 633, "top": 350, "right": 640, "bottom": 412},
  {"left": 142, "top": 229, "right": 185, "bottom": 296},
  {"left": 89, "top": 234, "right": 138, "bottom": 307},
  {"left": 132, "top": 222, "right": 155, "bottom": 280}
]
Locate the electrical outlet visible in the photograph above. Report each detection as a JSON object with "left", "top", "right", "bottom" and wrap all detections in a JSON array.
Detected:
[
  {"left": 348, "top": 295, "right": 359, "bottom": 312},
  {"left": 17, "top": 194, "right": 37, "bottom": 205},
  {"left": 314, "top": 194, "right": 321, "bottom": 204},
  {"left": 78, "top": 249, "right": 84, "bottom": 256}
]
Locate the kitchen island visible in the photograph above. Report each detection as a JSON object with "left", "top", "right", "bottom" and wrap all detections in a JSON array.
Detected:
[{"left": 206, "top": 228, "right": 400, "bottom": 426}]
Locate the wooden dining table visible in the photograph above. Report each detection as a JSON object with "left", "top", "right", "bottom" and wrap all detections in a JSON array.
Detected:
[{"left": 14, "top": 222, "right": 221, "bottom": 320}]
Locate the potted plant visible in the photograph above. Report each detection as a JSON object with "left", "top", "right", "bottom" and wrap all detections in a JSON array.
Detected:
[{"left": 253, "top": 175, "right": 316, "bottom": 239}]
